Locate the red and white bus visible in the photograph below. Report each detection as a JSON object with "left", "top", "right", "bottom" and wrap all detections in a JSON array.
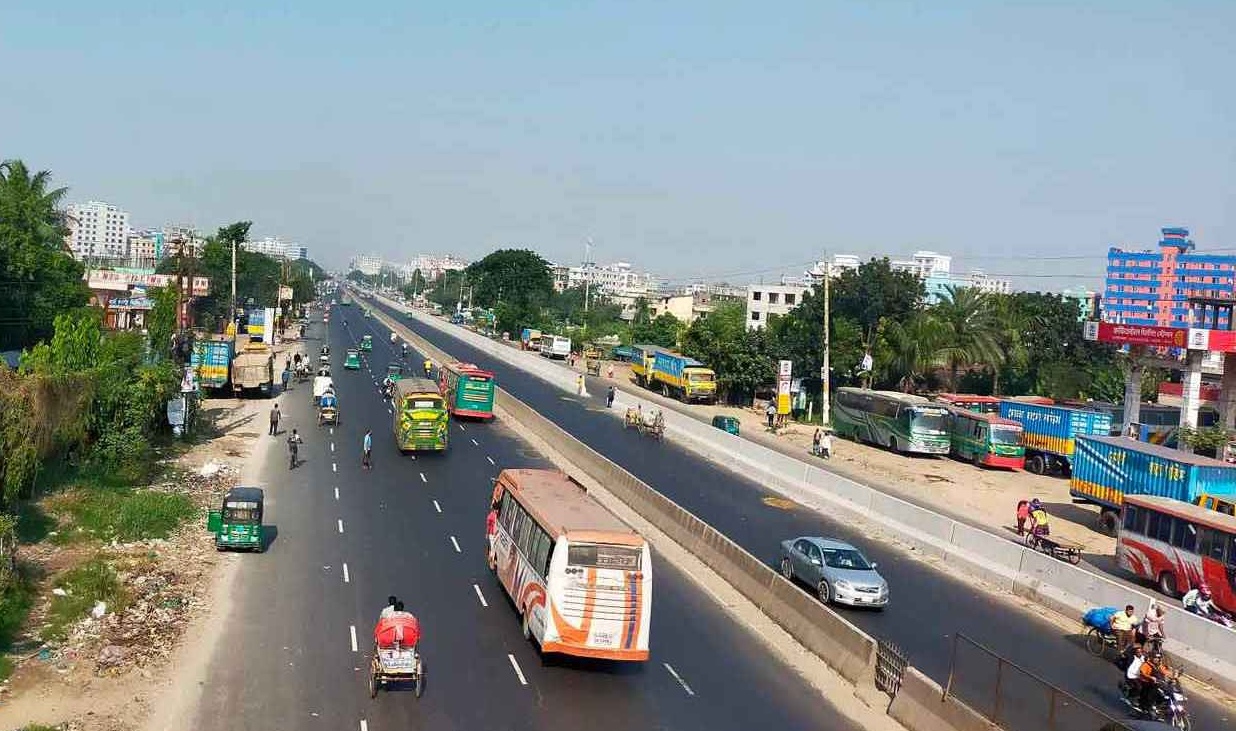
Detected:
[
  {"left": 933, "top": 393, "right": 1001, "bottom": 414},
  {"left": 1118, "top": 494, "right": 1236, "bottom": 613},
  {"left": 487, "top": 468, "right": 652, "bottom": 661}
]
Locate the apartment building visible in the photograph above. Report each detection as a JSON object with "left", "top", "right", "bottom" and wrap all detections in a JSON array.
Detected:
[
  {"left": 1104, "top": 226, "right": 1233, "bottom": 328},
  {"left": 66, "top": 201, "right": 130, "bottom": 259},
  {"left": 746, "top": 282, "right": 812, "bottom": 330}
]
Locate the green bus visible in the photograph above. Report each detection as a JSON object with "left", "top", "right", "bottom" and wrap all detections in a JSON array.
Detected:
[
  {"left": 946, "top": 407, "right": 1026, "bottom": 469},
  {"left": 393, "top": 377, "right": 449, "bottom": 452},
  {"left": 832, "top": 388, "right": 951, "bottom": 455},
  {"left": 438, "top": 361, "right": 496, "bottom": 420}
]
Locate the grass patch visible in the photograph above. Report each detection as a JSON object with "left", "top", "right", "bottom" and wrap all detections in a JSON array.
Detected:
[
  {"left": 50, "top": 488, "right": 197, "bottom": 544},
  {"left": 13, "top": 502, "right": 56, "bottom": 544},
  {"left": 43, "top": 558, "right": 129, "bottom": 642},
  {"left": 0, "top": 572, "right": 36, "bottom": 680}
]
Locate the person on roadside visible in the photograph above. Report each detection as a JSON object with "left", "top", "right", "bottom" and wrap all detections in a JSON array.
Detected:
[
  {"left": 606, "top": 385, "right": 616, "bottom": 409},
  {"left": 812, "top": 428, "right": 822, "bottom": 456},
  {"left": 269, "top": 403, "right": 281, "bottom": 436},
  {"left": 423, "top": 358, "right": 432, "bottom": 378},
  {"left": 607, "top": 364, "right": 614, "bottom": 379},
  {"left": 1015, "top": 499, "right": 1031, "bottom": 536},
  {"left": 1029, "top": 498, "right": 1050, "bottom": 536},
  {"left": 819, "top": 429, "right": 832, "bottom": 460},
  {"left": 281, "top": 366, "right": 291, "bottom": 392},
  {"left": 1111, "top": 604, "right": 1139, "bottom": 655},
  {"left": 287, "top": 428, "right": 303, "bottom": 469},
  {"left": 765, "top": 402, "right": 776, "bottom": 430},
  {"left": 1141, "top": 600, "right": 1166, "bottom": 652},
  {"left": 362, "top": 429, "right": 373, "bottom": 470}
]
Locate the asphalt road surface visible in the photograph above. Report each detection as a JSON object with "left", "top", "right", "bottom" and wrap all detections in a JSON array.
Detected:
[
  {"left": 191, "top": 313, "right": 859, "bottom": 731},
  {"left": 364, "top": 296, "right": 1233, "bottom": 731}
]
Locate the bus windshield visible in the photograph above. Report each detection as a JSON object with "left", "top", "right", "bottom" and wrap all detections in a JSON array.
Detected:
[
  {"left": 990, "top": 425, "right": 1023, "bottom": 445},
  {"left": 567, "top": 543, "right": 643, "bottom": 571},
  {"left": 911, "top": 410, "right": 949, "bottom": 434}
]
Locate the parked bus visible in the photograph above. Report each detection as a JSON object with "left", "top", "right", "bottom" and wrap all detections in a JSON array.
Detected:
[
  {"left": 1119, "top": 494, "right": 1236, "bottom": 613},
  {"left": 539, "top": 334, "right": 571, "bottom": 360},
  {"left": 392, "top": 377, "right": 449, "bottom": 452},
  {"left": 947, "top": 408, "right": 1025, "bottom": 469},
  {"left": 487, "top": 468, "right": 651, "bottom": 662},
  {"left": 438, "top": 361, "right": 496, "bottom": 420},
  {"left": 933, "top": 393, "right": 1000, "bottom": 414},
  {"left": 832, "top": 388, "right": 950, "bottom": 455}
]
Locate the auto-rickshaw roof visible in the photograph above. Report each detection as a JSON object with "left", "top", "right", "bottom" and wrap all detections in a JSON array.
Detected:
[{"left": 224, "top": 486, "right": 264, "bottom": 504}]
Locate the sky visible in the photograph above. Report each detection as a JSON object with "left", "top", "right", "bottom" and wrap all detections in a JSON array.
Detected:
[{"left": 2, "top": 1, "right": 1233, "bottom": 291}]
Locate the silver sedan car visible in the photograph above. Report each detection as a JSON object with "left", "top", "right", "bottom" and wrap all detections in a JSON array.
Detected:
[{"left": 778, "top": 536, "right": 889, "bottom": 609}]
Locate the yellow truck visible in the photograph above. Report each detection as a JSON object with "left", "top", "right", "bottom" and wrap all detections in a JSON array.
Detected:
[{"left": 630, "top": 344, "right": 717, "bottom": 404}]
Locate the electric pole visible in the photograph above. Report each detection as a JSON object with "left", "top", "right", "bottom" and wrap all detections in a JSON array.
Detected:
[
  {"left": 583, "top": 237, "right": 593, "bottom": 314},
  {"left": 230, "top": 239, "right": 238, "bottom": 328},
  {"left": 821, "top": 260, "right": 832, "bottom": 426}
]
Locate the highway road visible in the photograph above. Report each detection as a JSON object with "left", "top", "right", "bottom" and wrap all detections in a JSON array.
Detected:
[
  {"left": 365, "top": 296, "right": 1234, "bottom": 731},
  {"left": 192, "top": 313, "right": 858, "bottom": 731}
]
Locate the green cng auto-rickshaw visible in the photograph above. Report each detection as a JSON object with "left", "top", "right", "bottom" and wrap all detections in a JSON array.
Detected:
[
  {"left": 207, "top": 487, "right": 265, "bottom": 551},
  {"left": 386, "top": 363, "right": 404, "bottom": 382},
  {"left": 360, "top": 335, "right": 373, "bottom": 352},
  {"left": 711, "top": 415, "right": 741, "bottom": 436},
  {"left": 344, "top": 348, "right": 362, "bottom": 370}
]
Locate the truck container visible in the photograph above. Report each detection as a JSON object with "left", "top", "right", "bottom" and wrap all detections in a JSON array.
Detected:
[
  {"left": 231, "top": 351, "right": 275, "bottom": 397},
  {"left": 630, "top": 344, "right": 670, "bottom": 387},
  {"left": 1070, "top": 434, "right": 1236, "bottom": 534},
  {"left": 997, "top": 400, "right": 1112, "bottom": 476},
  {"left": 191, "top": 335, "right": 234, "bottom": 390},
  {"left": 651, "top": 351, "right": 717, "bottom": 404},
  {"left": 520, "top": 328, "right": 542, "bottom": 351}
]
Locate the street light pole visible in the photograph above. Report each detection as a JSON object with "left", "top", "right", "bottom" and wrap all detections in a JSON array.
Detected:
[
  {"left": 821, "top": 260, "right": 832, "bottom": 426},
  {"left": 230, "top": 239, "right": 237, "bottom": 327}
]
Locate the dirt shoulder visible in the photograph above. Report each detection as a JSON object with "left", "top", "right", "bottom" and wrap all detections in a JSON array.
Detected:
[{"left": 0, "top": 335, "right": 308, "bottom": 731}]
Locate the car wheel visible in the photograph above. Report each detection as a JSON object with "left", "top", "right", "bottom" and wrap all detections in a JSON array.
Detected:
[
  {"left": 780, "top": 557, "right": 794, "bottom": 581},
  {"left": 817, "top": 580, "right": 832, "bottom": 605}
]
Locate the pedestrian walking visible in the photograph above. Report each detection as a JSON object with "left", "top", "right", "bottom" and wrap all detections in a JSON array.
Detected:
[
  {"left": 606, "top": 385, "right": 616, "bottom": 408},
  {"left": 765, "top": 402, "right": 776, "bottom": 430},
  {"left": 281, "top": 367, "right": 291, "bottom": 392},
  {"left": 362, "top": 429, "right": 373, "bottom": 470},
  {"left": 287, "top": 428, "right": 302, "bottom": 469},
  {"left": 577, "top": 375, "right": 587, "bottom": 397},
  {"left": 269, "top": 403, "right": 281, "bottom": 436},
  {"left": 607, "top": 364, "right": 614, "bottom": 379}
]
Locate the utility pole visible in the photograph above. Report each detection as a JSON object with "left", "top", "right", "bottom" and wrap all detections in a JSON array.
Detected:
[
  {"left": 457, "top": 272, "right": 466, "bottom": 314},
  {"left": 821, "top": 260, "right": 832, "bottom": 426},
  {"left": 230, "top": 239, "right": 238, "bottom": 328},
  {"left": 583, "top": 237, "right": 594, "bottom": 314}
]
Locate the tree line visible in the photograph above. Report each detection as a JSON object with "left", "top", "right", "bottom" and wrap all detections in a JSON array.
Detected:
[{"left": 396, "top": 248, "right": 1142, "bottom": 408}]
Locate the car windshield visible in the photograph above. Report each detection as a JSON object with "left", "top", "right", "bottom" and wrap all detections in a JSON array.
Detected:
[
  {"left": 821, "top": 548, "right": 873, "bottom": 571},
  {"left": 990, "top": 426, "right": 1023, "bottom": 445}
]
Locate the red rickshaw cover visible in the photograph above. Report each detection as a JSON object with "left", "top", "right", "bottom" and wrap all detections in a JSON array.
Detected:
[{"left": 374, "top": 613, "right": 420, "bottom": 648}]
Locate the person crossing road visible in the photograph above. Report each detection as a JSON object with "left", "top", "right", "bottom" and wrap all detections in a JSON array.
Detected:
[{"left": 362, "top": 429, "right": 373, "bottom": 470}]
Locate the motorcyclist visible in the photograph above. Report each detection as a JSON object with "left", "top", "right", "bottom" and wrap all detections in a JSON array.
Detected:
[
  {"left": 1182, "top": 583, "right": 1222, "bottom": 618},
  {"left": 1122, "top": 644, "right": 1154, "bottom": 714},
  {"left": 382, "top": 375, "right": 395, "bottom": 398},
  {"left": 401, "top": 343, "right": 408, "bottom": 359},
  {"left": 390, "top": 332, "right": 397, "bottom": 344},
  {"left": 423, "top": 358, "right": 432, "bottom": 377}
]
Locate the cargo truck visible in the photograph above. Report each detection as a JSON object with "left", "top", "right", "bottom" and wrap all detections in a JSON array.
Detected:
[
  {"left": 520, "top": 328, "right": 542, "bottom": 351},
  {"left": 230, "top": 351, "right": 275, "bottom": 397},
  {"left": 1070, "top": 435, "right": 1236, "bottom": 535},
  {"left": 652, "top": 351, "right": 717, "bottom": 404},
  {"left": 997, "top": 400, "right": 1112, "bottom": 477},
  {"left": 191, "top": 335, "right": 235, "bottom": 391},
  {"left": 630, "top": 344, "right": 669, "bottom": 388}
]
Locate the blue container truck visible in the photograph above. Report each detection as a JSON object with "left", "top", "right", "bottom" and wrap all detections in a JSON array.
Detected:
[
  {"left": 191, "top": 336, "right": 235, "bottom": 391},
  {"left": 1070, "top": 434, "right": 1236, "bottom": 534},
  {"left": 651, "top": 351, "right": 718, "bottom": 404},
  {"left": 997, "top": 400, "right": 1112, "bottom": 477}
]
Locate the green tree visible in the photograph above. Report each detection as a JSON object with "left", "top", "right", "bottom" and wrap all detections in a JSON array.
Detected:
[
  {"left": 0, "top": 160, "right": 89, "bottom": 349},
  {"left": 464, "top": 250, "right": 554, "bottom": 333},
  {"left": 631, "top": 313, "right": 681, "bottom": 348},
  {"left": 145, "top": 286, "right": 180, "bottom": 363},
  {"left": 830, "top": 258, "right": 924, "bottom": 344},
  {"left": 930, "top": 285, "right": 1003, "bottom": 391},
  {"left": 682, "top": 302, "right": 774, "bottom": 401},
  {"left": 875, "top": 314, "right": 946, "bottom": 392}
]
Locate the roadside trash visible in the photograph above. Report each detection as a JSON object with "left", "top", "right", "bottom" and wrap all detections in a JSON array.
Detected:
[{"left": 91, "top": 601, "right": 107, "bottom": 618}]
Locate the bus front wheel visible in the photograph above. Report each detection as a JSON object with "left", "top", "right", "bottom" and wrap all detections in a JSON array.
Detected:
[{"left": 1158, "top": 571, "right": 1179, "bottom": 598}]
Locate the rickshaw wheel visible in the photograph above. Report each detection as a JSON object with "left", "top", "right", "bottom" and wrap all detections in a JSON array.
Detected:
[
  {"left": 368, "top": 668, "right": 377, "bottom": 698},
  {"left": 415, "top": 663, "right": 424, "bottom": 698},
  {"left": 1084, "top": 627, "right": 1107, "bottom": 656}
]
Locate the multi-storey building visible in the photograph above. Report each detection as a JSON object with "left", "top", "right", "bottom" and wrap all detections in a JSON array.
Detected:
[
  {"left": 551, "top": 261, "right": 654, "bottom": 296},
  {"left": 65, "top": 201, "right": 130, "bottom": 259},
  {"left": 1104, "top": 227, "right": 1233, "bottom": 328},
  {"left": 746, "top": 282, "right": 812, "bottom": 330},
  {"left": 350, "top": 255, "right": 384, "bottom": 276},
  {"left": 242, "top": 236, "right": 288, "bottom": 260}
]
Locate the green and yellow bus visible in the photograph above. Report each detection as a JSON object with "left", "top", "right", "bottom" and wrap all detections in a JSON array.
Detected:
[
  {"left": 832, "top": 388, "right": 950, "bottom": 455},
  {"left": 947, "top": 407, "right": 1025, "bottom": 469},
  {"left": 438, "top": 361, "right": 496, "bottom": 420},
  {"left": 393, "top": 377, "right": 449, "bottom": 452}
]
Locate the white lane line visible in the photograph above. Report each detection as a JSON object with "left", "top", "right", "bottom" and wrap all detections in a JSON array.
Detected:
[
  {"left": 433, "top": 499, "right": 442, "bottom": 513},
  {"left": 473, "top": 583, "right": 488, "bottom": 607},
  {"left": 332, "top": 462, "right": 338, "bottom": 473},
  {"left": 342, "top": 563, "right": 350, "bottom": 583},
  {"left": 334, "top": 487, "right": 340, "bottom": 500},
  {"left": 387, "top": 407, "right": 393, "bottom": 415},
  {"left": 458, "top": 423, "right": 467, "bottom": 432},
  {"left": 337, "top": 519, "right": 345, "bottom": 533},
  {"left": 487, "top": 456, "right": 495, "bottom": 465},
  {"left": 331, "top": 442, "right": 335, "bottom": 452},
  {"left": 664, "top": 663, "right": 695, "bottom": 696},
  {"left": 507, "top": 654, "right": 528, "bottom": 686},
  {"left": 450, "top": 535, "right": 461, "bottom": 553},
  {"left": 330, "top": 427, "right": 334, "bottom": 436},
  {"left": 350, "top": 625, "right": 358, "bottom": 652},
  {"left": 419, "top": 472, "right": 427, "bottom": 483},
  {"left": 471, "top": 438, "right": 479, "bottom": 446},
  {"left": 360, "top": 721, "right": 368, "bottom": 731}
]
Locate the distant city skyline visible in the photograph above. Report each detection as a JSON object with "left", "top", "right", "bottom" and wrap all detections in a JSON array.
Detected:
[{"left": 6, "top": 2, "right": 1232, "bottom": 292}]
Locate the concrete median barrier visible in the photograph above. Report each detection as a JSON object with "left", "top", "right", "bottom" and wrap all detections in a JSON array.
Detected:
[{"left": 889, "top": 668, "right": 1000, "bottom": 731}]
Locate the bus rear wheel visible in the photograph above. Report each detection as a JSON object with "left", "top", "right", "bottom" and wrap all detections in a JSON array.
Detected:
[{"left": 1025, "top": 454, "right": 1045, "bottom": 475}]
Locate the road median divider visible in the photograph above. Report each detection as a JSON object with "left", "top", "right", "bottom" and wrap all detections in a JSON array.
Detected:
[
  {"left": 372, "top": 293, "right": 1236, "bottom": 698},
  {"left": 363, "top": 297, "right": 1006, "bottom": 731}
]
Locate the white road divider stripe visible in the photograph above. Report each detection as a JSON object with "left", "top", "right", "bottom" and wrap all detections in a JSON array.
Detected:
[
  {"left": 473, "top": 583, "right": 488, "bottom": 607},
  {"left": 334, "top": 487, "right": 339, "bottom": 500},
  {"left": 337, "top": 519, "right": 344, "bottom": 534},
  {"left": 471, "top": 438, "right": 479, "bottom": 446},
  {"left": 350, "top": 625, "right": 358, "bottom": 652},
  {"left": 507, "top": 654, "right": 528, "bottom": 686},
  {"left": 342, "top": 563, "right": 350, "bottom": 583},
  {"left": 450, "top": 536, "right": 461, "bottom": 553},
  {"left": 487, "top": 456, "right": 495, "bottom": 465},
  {"left": 664, "top": 663, "right": 695, "bottom": 696},
  {"left": 420, "top": 472, "right": 427, "bottom": 483},
  {"left": 333, "top": 463, "right": 337, "bottom": 473},
  {"left": 433, "top": 499, "right": 442, "bottom": 513},
  {"left": 331, "top": 443, "right": 335, "bottom": 452}
]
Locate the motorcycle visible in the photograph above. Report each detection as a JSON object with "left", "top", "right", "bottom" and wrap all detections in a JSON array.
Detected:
[{"left": 1119, "top": 673, "right": 1191, "bottom": 730}]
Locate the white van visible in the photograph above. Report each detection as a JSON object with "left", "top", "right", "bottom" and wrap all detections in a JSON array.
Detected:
[{"left": 538, "top": 335, "right": 571, "bottom": 360}]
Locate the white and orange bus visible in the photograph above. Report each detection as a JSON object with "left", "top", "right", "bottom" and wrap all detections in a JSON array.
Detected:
[{"left": 487, "top": 468, "right": 651, "bottom": 661}]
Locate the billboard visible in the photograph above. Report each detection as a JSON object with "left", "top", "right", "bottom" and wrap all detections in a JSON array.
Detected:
[
  {"left": 85, "top": 270, "right": 209, "bottom": 296},
  {"left": 1084, "top": 322, "right": 1186, "bottom": 348},
  {"left": 777, "top": 360, "right": 792, "bottom": 415}
]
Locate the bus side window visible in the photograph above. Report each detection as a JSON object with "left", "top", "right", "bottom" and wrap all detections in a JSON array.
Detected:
[
  {"left": 1123, "top": 505, "right": 1143, "bottom": 534},
  {"left": 517, "top": 511, "right": 535, "bottom": 555},
  {"left": 1171, "top": 521, "right": 1198, "bottom": 553},
  {"left": 531, "top": 529, "right": 552, "bottom": 576},
  {"left": 1198, "top": 528, "right": 1220, "bottom": 562},
  {"left": 499, "top": 492, "right": 515, "bottom": 530},
  {"left": 509, "top": 503, "right": 526, "bottom": 541}
]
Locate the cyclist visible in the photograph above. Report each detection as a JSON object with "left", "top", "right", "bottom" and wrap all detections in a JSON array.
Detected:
[{"left": 423, "top": 358, "right": 432, "bottom": 378}]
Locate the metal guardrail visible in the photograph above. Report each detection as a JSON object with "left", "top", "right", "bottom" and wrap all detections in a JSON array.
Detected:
[
  {"left": 944, "top": 633, "right": 1132, "bottom": 731},
  {"left": 875, "top": 639, "right": 908, "bottom": 698}
]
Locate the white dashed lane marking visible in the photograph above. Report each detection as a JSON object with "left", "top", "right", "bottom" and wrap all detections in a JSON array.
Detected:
[
  {"left": 473, "top": 584, "right": 488, "bottom": 608},
  {"left": 507, "top": 654, "right": 528, "bottom": 686}
]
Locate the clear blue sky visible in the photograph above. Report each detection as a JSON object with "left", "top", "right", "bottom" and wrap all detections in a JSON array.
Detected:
[{"left": 2, "top": 1, "right": 1233, "bottom": 290}]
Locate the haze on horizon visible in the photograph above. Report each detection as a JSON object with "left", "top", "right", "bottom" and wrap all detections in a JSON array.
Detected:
[{"left": 2, "top": 1, "right": 1232, "bottom": 290}]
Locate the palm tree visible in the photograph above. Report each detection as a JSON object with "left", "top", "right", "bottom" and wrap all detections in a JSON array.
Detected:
[
  {"left": 0, "top": 159, "right": 71, "bottom": 252},
  {"left": 931, "top": 285, "right": 1003, "bottom": 391},
  {"left": 879, "top": 314, "right": 947, "bottom": 392},
  {"left": 990, "top": 296, "right": 1034, "bottom": 395}
]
